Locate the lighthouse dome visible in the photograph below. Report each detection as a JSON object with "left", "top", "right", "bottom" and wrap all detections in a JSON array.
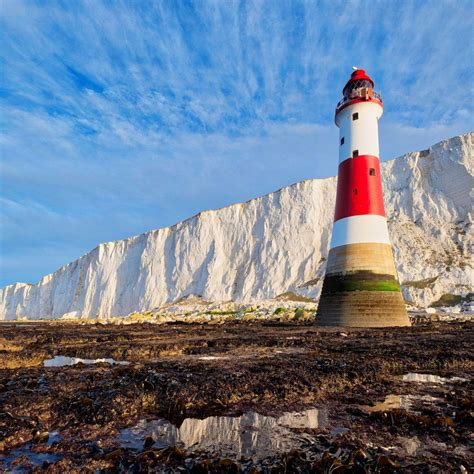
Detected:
[{"left": 342, "top": 69, "right": 375, "bottom": 96}]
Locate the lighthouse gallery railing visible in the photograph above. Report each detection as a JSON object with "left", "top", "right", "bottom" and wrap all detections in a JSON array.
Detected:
[{"left": 336, "top": 90, "right": 382, "bottom": 112}]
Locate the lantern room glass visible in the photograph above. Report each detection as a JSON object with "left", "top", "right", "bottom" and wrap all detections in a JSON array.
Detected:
[{"left": 343, "top": 79, "right": 374, "bottom": 97}]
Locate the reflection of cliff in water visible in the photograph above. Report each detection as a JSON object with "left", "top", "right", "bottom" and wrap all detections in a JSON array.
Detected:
[
  {"left": 402, "top": 373, "right": 467, "bottom": 384},
  {"left": 119, "top": 409, "right": 328, "bottom": 459}
]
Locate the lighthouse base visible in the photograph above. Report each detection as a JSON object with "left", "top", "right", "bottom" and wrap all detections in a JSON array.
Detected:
[{"left": 316, "top": 290, "right": 410, "bottom": 327}]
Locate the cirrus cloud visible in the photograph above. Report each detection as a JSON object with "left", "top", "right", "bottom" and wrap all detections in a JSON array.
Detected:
[{"left": 0, "top": 0, "right": 472, "bottom": 286}]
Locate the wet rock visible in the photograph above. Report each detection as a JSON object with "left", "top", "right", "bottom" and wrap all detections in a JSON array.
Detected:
[
  {"left": 32, "top": 431, "right": 49, "bottom": 443},
  {"left": 140, "top": 436, "right": 153, "bottom": 450},
  {"left": 376, "top": 454, "right": 401, "bottom": 470},
  {"left": 397, "top": 436, "right": 420, "bottom": 456}
]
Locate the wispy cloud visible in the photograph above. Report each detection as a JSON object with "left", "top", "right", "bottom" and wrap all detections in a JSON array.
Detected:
[{"left": 0, "top": 0, "right": 472, "bottom": 286}]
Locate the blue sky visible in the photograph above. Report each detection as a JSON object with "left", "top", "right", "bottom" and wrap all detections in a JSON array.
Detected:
[{"left": 0, "top": 0, "right": 473, "bottom": 287}]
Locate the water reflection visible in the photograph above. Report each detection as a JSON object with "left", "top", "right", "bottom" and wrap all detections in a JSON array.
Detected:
[
  {"left": 361, "top": 394, "right": 442, "bottom": 413},
  {"left": 0, "top": 451, "right": 59, "bottom": 472},
  {"left": 43, "top": 356, "right": 130, "bottom": 367},
  {"left": 197, "top": 355, "right": 227, "bottom": 360},
  {"left": 361, "top": 395, "right": 412, "bottom": 413},
  {"left": 0, "top": 433, "right": 61, "bottom": 471},
  {"left": 118, "top": 408, "right": 328, "bottom": 459},
  {"left": 402, "top": 373, "right": 467, "bottom": 384}
]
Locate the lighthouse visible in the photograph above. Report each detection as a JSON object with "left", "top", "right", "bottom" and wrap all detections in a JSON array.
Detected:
[{"left": 316, "top": 68, "right": 410, "bottom": 327}]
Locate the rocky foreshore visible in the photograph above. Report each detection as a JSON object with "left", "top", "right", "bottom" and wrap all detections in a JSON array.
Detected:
[{"left": 0, "top": 320, "right": 472, "bottom": 471}]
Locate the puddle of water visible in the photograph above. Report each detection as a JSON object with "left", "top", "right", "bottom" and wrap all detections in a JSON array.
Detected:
[
  {"left": 43, "top": 356, "right": 130, "bottom": 367},
  {"left": 0, "top": 433, "right": 61, "bottom": 471},
  {"left": 118, "top": 408, "right": 328, "bottom": 459},
  {"left": 40, "top": 431, "right": 61, "bottom": 445},
  {"left": 0, "top": 451, "right": 60, "bottom": 472},
  {"left": 330, "top": 426, "right": 349, "bottom": 436},
  {"left": 402, "top": 373, "right": 467, "bottom": 384},
  {"left": 197, "top": 355, "right": 227, "bottom": 360},
  {"left": 361, "top": 394, "right": 442, "bottom": 413},
  {"left": 362, "top": 395, "right": 406, "bottom": 413},
  {"left": 360, "top": 372, "right": 469, "bottom": 415}
]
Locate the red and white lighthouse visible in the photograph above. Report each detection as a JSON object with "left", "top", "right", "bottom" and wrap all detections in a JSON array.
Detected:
[{"left": 316, "top": 68, "right": 410, "bottom": 327}]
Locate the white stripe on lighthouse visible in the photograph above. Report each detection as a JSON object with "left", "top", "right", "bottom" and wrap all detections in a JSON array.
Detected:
[
  {"left": 337, "top": 101, "right": 383, "bottom": 163},
  {"left": 330, "top": 214, "right": 391, "bottom": 249}
]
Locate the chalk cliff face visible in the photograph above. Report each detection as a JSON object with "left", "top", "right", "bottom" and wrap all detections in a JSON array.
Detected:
[{"left": 1, "top": 133, "right": 472, "bottom": 320}]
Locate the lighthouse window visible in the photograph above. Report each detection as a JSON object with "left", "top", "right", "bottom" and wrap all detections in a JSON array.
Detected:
[
  {"left": 353, "top": 188, "right": 358, "bottom": 195},
  {"left": 369, "top": 168, "right": 376, "bottom": 176},
  {"left": 340, "top": 137, "right": 344, "bottom": 145},
  {"left": 352, "top": 112, "right": 359, "bottom": 120},
  {"left": 352, "top": 150, "right": 359, "bottom": 157}
]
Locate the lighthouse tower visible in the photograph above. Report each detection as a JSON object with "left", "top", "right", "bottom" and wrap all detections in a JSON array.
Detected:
[{"left": 316, "top": 69, "right": 410, "bottom": 327}]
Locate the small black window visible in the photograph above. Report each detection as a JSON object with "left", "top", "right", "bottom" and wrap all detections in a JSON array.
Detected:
[
  {"left": 352, "top": 112, "right": 359, "bottom": 120},
  {"left": 340, "top": 137, "right": 344, "bottom": 146},
  {"left": 369, "top": 168, "right": 376, "bottom": 176},
  {"left": 353, "top": 188, "right": 358, "bottom": 195},
  {"left": 352, "top": 150, "right": 359, "bottom": 157}
]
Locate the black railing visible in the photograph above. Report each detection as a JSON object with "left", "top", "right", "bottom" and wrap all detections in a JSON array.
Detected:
[{"left": 336, "top": 89, "right": 382, "bottom": 111}]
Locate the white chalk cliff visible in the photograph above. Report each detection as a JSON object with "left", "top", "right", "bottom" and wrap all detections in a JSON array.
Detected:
[{"left": 1, "top": 133, "right": 473, "bottom": 320}]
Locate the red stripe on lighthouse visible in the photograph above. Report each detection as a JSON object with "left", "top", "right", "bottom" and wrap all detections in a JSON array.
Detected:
[{"left": 334, "top": 155, "right": 385, "bottom": 221}]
